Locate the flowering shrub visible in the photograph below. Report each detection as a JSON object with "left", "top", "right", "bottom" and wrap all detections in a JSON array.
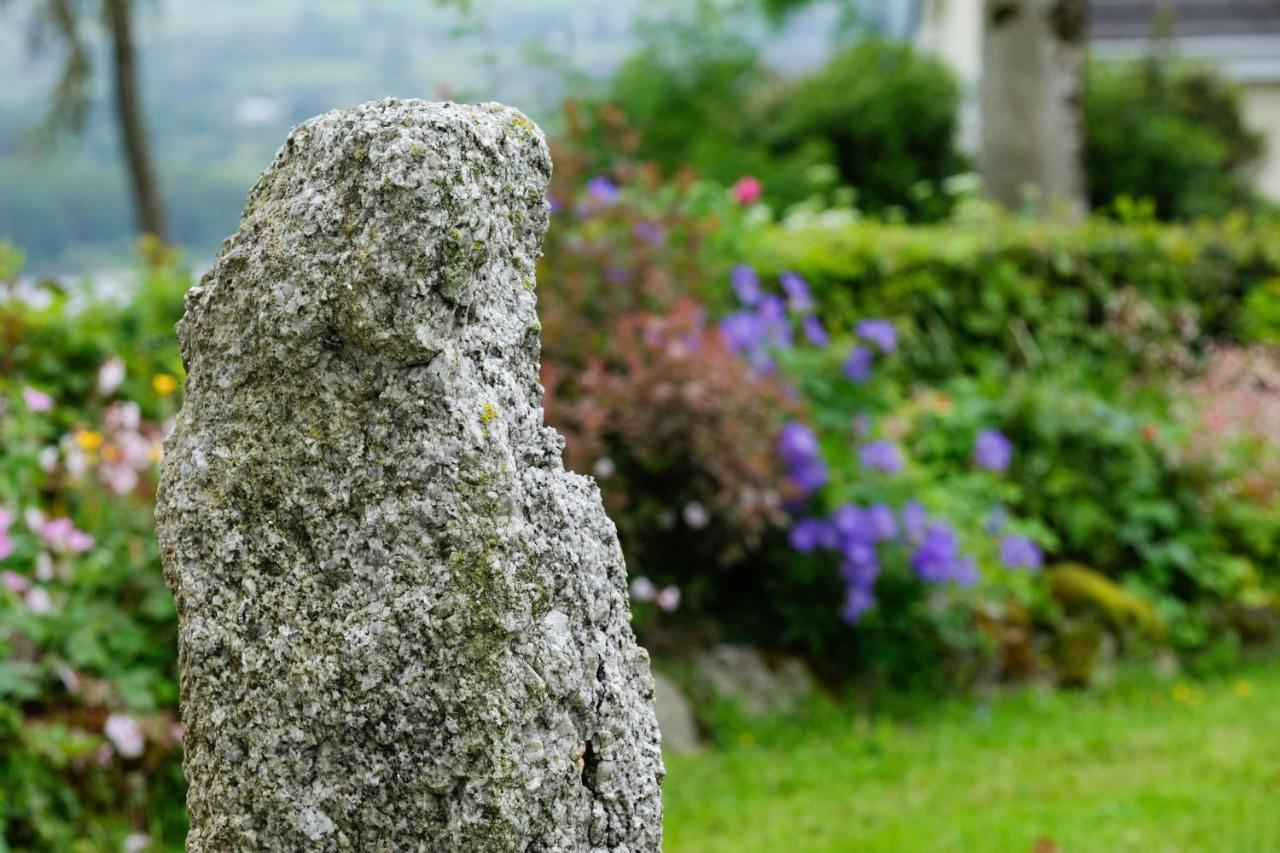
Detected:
[
  {"left": 547, "top": 298, "right": 799, "bottom": 570},
  {"left": 1, "top": 243, "right": 188, "bottom": 848},
  {"left": 537, "top": 149, "right": 801, "bottom": 612},
  {"left": 716, "top": 266, "right": 1047, "bottom": 633}
]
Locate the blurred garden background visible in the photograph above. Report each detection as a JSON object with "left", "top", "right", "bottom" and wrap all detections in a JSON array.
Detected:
[{"left": 4, "top": 0, "right": 1280, "bottom": 849}]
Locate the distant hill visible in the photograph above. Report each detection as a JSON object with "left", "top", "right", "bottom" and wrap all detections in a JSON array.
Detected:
[{"left": 0, "top": 0, "right": 648, "bottom": 273}]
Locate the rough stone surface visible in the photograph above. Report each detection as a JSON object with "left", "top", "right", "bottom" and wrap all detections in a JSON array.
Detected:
[{"left": 155, "top": 98, "right": 663, "bottom": 851}]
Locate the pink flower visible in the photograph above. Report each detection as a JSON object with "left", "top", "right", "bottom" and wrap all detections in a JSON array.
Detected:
[
  {"left": 22, "top": 387, "right": 53, "bottom": 412},
  {"left": 25, "top": 587, "right": 53, "bottom": 614},
  {"left": 2, "top": 570, "right": 29, "bottom": 593},
  {"left": 66, "top": 529, "right": 95, "bottom": 553},
  {"left": 655, "top": 585, "right": 681, "bottom": 613},
  {"left": 731, "top": 176, "right": 762, "bottom": 205},
  {"left": 124, "top": 833, "right": 151, "bottom": 853},
  {"left": 39, "top": 516, "right": 72, "bottom": 545},
  {"left": 37, "top": 516, "right": 94, "bottom": 554},
  {"left": 104, "top": 713, "right": 145, "bottom": 758}
]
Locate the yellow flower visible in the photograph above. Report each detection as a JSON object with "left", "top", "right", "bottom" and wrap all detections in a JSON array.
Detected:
[
  {"left": 75, "top": 429, "right": 103, "bottom": 451},
  {"left": 1171, "top": 682, "right": 1202, "bottom": 705},
  {"left": 153, "top": 374, "right": 178, "bottom": 395},
  {"left": 1234, "top": 680, "right": 1253, "bottom": 698}
]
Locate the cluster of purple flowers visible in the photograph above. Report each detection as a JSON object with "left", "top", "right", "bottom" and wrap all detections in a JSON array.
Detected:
[
  {"left": 719, "top": 266, "right": 828, "bottom": 372},
  {"left": 791, "top": 499, "right": 980, "bottom": 623},
  {"left": 717, "top": 259, "right": 1043, "bottom": 625},
  {"left": 779, "top": 422, "right": 827, "bottom": 496},
  {"left": 843, "top": 319, "right": 897, "bottom": 384}
]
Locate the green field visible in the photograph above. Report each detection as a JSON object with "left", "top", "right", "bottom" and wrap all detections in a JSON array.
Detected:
[{"left": 664, "top": 665, "right": 1280, "bottom": 852}]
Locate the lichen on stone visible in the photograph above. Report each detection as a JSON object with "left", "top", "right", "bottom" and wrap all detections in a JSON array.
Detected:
[{"left": 155, "top": 98, "right": 663, "bottom": 852}]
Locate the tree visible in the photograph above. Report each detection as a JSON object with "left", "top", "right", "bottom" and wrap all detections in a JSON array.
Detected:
[
  {"left": 759, "top": 0, "right": 1090, "bottom": 218},
  {"left": 3, "top": 0, "right": 168, "bottom": 240},
  {"left": 980, "top": 0, "right": 1088, "bottom": 219}
]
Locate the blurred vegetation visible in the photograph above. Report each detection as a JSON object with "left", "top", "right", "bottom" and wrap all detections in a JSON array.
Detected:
[{"left": 1085, "top": 58, "right": 1266, "bottom": 220}]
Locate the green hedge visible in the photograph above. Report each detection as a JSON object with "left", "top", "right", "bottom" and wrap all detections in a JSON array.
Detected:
[{"left": 749, "top": 216, "right": 1280, "bottom": 382}]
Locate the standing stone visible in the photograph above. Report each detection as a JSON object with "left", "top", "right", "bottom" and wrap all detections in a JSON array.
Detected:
[{"left": 155, "top": 99, "right": 663, "bottom": 851}]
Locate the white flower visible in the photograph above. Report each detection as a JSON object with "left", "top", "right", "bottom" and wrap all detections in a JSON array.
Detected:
[
  {"left": 24, "top": 587, "right": 53, "bottom": 614},
  {"left": 35, "top": 552, "right": 54, "bottom": 581},
  {"left": 682, "top": 501, "right": 710, "bottom": 530},
  {"left": 104, "top": 713, "right": 145, "bottom": 758},
  {"left": 629, "top": 576, "right": 656, "bottom": 603},
  {"left": 123, "top": 833, "right": 151, "bottom": 853},
  {"left": 97, "top": 357, "right": 126, "bottom": 396},
  {"left": 38, "top": 446, "right": 59, "bottom": 472},
  {"left": 592, "top": 457, "right": 616, "bottom": 480}
]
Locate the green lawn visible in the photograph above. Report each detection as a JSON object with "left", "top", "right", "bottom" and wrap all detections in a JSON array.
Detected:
[{"left": 663, "top": 665, "right": 1280, "bottom": 852}]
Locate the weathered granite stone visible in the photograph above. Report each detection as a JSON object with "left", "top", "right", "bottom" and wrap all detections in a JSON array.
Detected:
[{"left": 155, "top": 98, "right": 663, "bottom": 851}]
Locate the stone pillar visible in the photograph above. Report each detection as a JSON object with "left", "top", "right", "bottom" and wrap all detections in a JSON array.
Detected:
[{"left": 156, "top": 99, "right": 663, "bottom": 851}]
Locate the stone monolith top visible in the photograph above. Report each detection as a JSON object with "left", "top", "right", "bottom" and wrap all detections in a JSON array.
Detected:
[{"left": 155, "top": 98, "right": 663, "bottom": 851}]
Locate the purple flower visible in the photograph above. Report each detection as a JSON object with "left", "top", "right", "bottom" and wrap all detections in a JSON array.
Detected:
[
  {"left": 789, "top": 518, "right": 829, "bottom": 554},
  {"left": 859, "top": 440, "right": 903, "bottom": 474},
  {"left": 867, "top": 503, "right": 897, "bottom": 541},
  {"left": 633, "top": 220, "right": 666, "bottom": 246},
  {"left": 731, "top": 265, "right": 762, "bottom": 306},
  {"left": 842, "top": 346, "right": 873, "bottom": 383},
  {"left": 780, "top": 422, "right": 826, "bottom": 496},
  {"left": 832, "top": 504, "right": 870, "bottom": 542},
  {"left": 719, "top": 311, "right": 765, "bottom": 353},
  {"left": 738, "top": 294, "right": 793, "bottom": 351},
  {"left": 900, "top": 501, "right": 928, "bottom": 543},
  {"left": 780, "top": 271, "right": 813, "bottom": 312},
  {"left": 1000, "top": 536, "right": 1043, "bottom": 571},
  {"left": 779, "top": 422, "right": 821, "bottom": 466},
  {"left": 855, "top": 319, "right": 897, "bottom": 353},
  {"left": 802, "top": 315, "right": 829, "bottom": 348},
  {"left": 974, "top": 429, "right": 1013, "bottom": 472},
  {"left": 840, "top": 552, "right": 880, "bottom": 588},
  {"left": 951, "top": 556, "right": 980, "bottom": 587},
  {"left": 912, "top": 523, "right": 960, "bottom": 583},
  {"left": 840, "top": 540, "right": 878, "bottom": 572},
  {"left": 840, "top": 585, "right": 876, "bottom": 624},
  {"left": 788, "top": 458, "right": 828, "bottom": 495},
  {"left": 911, "top": 523, "right": 981, "bottom": 586},
  {"left": 586, "top": 175, "right": 619, "bottom": 205}
]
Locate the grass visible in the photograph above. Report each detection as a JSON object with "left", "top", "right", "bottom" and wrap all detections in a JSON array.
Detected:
[{"left": 663, "top": 664, "right": 1280, "bottom": 852}]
